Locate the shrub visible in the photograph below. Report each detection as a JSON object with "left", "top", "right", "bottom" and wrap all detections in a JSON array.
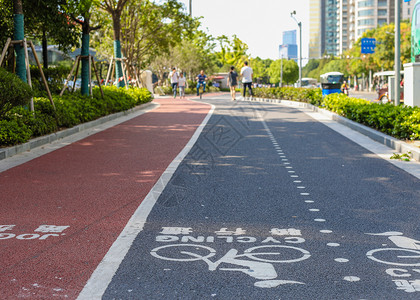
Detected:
[
  {"left": 0, "top": 67, "right": 33, "bottom": 118},
  {"left": 30, "top": 65, "right": 71, "bottom": 96},
  {"left": 0, "top": 86, "right": 153, "bottom": 147},
  {"left": 253, "top": 87, "right": 420, "bottom": 141},
  {"left": 0, "top": 119, "right": 32, "bottom": 146}
]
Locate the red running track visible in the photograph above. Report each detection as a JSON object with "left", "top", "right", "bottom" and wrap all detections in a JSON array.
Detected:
[{"left": 0, "top": 98, "right": 211, "bottom": 299}]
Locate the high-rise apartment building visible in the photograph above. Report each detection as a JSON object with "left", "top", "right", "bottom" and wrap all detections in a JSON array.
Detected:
[
  {"left": 338, "top": 0, "right": 355, "bottom": 54},
  {"left": 355, "top": 0, "right": 394, "bottom": 39},
  {"left": 309, "top": 0, "right": 416, "bottom": 59},
  {"left": 309, "top": 0, "right": 324, "bottom": 58},
  {"left": 325, "top": 0, "right": 339, "bottom": 56},
  {"left": 309, "top": 0, "right": 339, "bottom": 58}
]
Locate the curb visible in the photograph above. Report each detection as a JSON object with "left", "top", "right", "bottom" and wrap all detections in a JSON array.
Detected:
[
  {"left": 250, "top": 97, "right": 420, "bottom": 162},
  {"left": 0, "top": 102, "right": 155, "bottom": 161}
]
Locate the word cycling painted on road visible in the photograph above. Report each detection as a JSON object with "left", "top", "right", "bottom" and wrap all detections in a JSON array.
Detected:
[{"left": 151, "top": 226, "right": 310, "bottom": 288}]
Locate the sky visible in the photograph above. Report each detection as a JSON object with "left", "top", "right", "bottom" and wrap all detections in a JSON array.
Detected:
[{"left": 177, "top": 0, "right": 310, "bottom": 61}]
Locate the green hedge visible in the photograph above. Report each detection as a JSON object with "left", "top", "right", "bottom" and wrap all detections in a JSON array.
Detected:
[
  {"left": 0, "top": 67, "right": 33, "bottom": 118},
  {"left": 254, "top": 87, "right": 420, "bottom": 140},
  {"left": 254, "top": 87, "right": 323, "bottom": 106},
  {"left": 30, "top": 65, "right": 71, "bottom": 96},
  {"left": 0, "top": 86, "right": 153, "bottom": 146},
  {"left": 322, "top": 93, "right": 420, "bottom": 140}
]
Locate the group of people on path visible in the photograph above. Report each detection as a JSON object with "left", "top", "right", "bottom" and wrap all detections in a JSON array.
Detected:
[
  {"left": 227, "top": 61, "right": 254, "bottom": 101},
  {"left": 170, "top": 69, "right": 208, "bottom": 99},
  {"left": 169, "top": 61, "right": 255, "bottom": 101},
  {"left": 170, "top": 67, "right": 187, "bottom": 99}
]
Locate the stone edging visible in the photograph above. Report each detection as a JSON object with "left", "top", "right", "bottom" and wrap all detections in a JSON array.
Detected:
[
  {"left": 251, "top": 97, "right": 420, "bottom": 162},
  {"left": 0, "top": 102, "right": 155, "bottom": 161}
]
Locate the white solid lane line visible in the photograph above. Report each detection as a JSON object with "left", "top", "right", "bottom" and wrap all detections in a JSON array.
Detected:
[{"left": 77, "top": 103, "right": 215, "bottom": 300}]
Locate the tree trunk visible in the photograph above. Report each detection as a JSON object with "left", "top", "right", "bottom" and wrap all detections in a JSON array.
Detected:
[
  {"left": 13, "top": 0, "right": 26, "bottom": 83},
  {"left": 112, "top": 11, "right": 124, "bottom": 88},
  {"left": 81, "top": 21, "right": 90, "bottom": 96},
  {"left": 42, "top": 30, "right": 48, "bottom": 69}
]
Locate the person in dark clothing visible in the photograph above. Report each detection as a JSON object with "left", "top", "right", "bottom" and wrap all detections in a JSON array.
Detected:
[{"left": 227, "top": 66, "right": 238, "bottom": 100}]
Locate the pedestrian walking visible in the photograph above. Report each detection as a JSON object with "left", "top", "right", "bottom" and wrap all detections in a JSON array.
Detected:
[
  {"left": 170, "top": 67, "right": 179, "bottom": 98},
  {"left": 178, "top": 72, "right": 186, "bottom": 99},
  {"left": 241, "top": 61, "right": 253, "bottom": 99},
  {"left": 227, "top": 66, "right": 238, "bottom": 100}
]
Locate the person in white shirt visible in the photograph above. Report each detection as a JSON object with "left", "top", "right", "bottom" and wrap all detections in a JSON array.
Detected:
[
  {"left": 240, "top": 61, "right": 253, "bottom": 99},
  {"left": 178, "top": 72, "right": 186, "bottom": 99},
  {"left": 170, "top": 67, "right": 179, "bottom": 98}
]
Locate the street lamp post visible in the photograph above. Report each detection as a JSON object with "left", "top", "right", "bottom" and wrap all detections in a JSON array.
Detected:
[
  {"left": 291, "top": 11, "right": 302, "bottom": 87},
  {"left": 189, "top": 0, "right": 192, "bottom": 17},
  {"left": 280, "top": 53, "right": 283, "bottom": 87},
  {"left": 394, "top": 0, "right": 401, "bottom": 105}
]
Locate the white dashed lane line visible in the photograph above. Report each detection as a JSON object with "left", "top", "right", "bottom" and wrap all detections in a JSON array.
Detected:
[{"left": 256, "top": 107, "right": 361, "bottom": 285}]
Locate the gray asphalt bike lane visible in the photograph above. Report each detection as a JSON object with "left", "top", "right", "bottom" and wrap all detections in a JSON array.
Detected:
[{"left": 102, "top": 95, "right": 420, "bottom": 300}]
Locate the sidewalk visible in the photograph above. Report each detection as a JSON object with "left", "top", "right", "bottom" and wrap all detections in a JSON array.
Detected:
[{"left": 0, "top": 98, "right": 212, "bottom": 299}]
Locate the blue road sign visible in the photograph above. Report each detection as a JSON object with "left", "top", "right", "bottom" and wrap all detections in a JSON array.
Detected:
[{"left": 361, "top": 38, "right": 376, "bottom": 54}]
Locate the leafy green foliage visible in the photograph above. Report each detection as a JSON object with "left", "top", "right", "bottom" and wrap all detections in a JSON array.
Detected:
[
  {"left": 0, "top": 0, "right": 13, "bottom": 47},
  {"left": 321, "top": 93, "right": 420, "bottom": 140},
  {"left": 0, "top": 87, "right": 153, "bottom": 146},
  {"left": 267, "top": 60, "right": 299, "bottom": 85},
  {"left": 302, "top": 21, "right": 412, "bottom": 80},
  {"left": 30, "top": 65, "right": 72, "bottom": 96},
  {"left": 254, "top": 87, "right": 322, "bottom": 105},
  {"left": 254, "top": 87, "right": 420, "bottom": 140},
  {"left": 0, "top": 68, "right": 33, "bottom": 118},
  {"left": 390, "top": 152, "right": 411, "bottom": 161},
  {"left": 216, "top": 35, "right": 249, "bottom": 71}
]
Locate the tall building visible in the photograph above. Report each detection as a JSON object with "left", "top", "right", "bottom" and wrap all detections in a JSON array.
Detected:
[
  {"left": 402, "top": 0, "right": 415, "bottom": 21},
  {"left": 355, "top": 0, "right": 395, "bottom": 39},
  {"left": 279, "top": 30, "right": 298, "bottom": 60},
  {"left": 325, "top": 0, "right": 339, "bottom": 56},
  {"left": 283, "top": 30, "right": 297, "bottom": 45},
  {"left": 279, "top": 44, "right": 298, "bottom": 60},
  {"left": 309, "top": 0, "right": 339, "bottom": 58},
  {"left": 338, "top": 0, "right": 355, "bottom": 54},
  {"left": 309, "top": 0, "right": 324, "bottom": 58},
  {"left": 309, "top": 0, "right": 415, "bottom": 58}
]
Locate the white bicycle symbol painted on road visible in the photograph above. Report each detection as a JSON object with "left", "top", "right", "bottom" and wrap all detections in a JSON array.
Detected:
[
  {"left": 366, "top": 232, "right": 420, "bottom": 266},
  {"left": 151, "top": 244, "right": 310, "bottom": 288}
]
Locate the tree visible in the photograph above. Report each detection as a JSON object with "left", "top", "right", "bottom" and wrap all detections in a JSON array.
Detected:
[
  {"left": 302, "top": 59, "right": 320, "bottom": 78},
  {"left": 268, "top": 59, "right": 298, "bottom": 85},
  {"left": 319, "top": 59, "right": 348, "bottom": 76},
  {"left": 343, "top": 20, "right": 411, "bottom": 74},
  {"left": 149, "top": 20, "right": 217, "bottom": 84},
  {"left": 250, "top": 57, "right": 265, "bottom": 83},
  {"left": 0, "top": 0, "right": 13, "bottom": 50},
  {"left": 119, "top": 0, "right": 192, "bottom": 81},
  {"left": 65, "top": 0, "right": 100, "bottom": 95},
  {"left": 24, "top": 0, "right": 80, "bottom": 69},
  {"left": 216, "top": 35, "right": 249, "bottom": 72},
  {"left": 94, "top": 0, "right": 130, "bottom": 88},
  {"left": 13, "top": 0, "right": 26, "bottom": 82},
  {"left": 167, "top": 28, "right": 217, "bottom": 81}
]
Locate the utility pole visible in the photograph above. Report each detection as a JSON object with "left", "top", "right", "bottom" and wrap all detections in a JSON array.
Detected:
[
  {"left": 189, "top": 0, "right": 192, "bottom": 17},
  {"left": 291, "top": 11, "right": 302, "bottom": 87},
  {"left": 394, "top": 0, "right": 401, "bottom": 105}
]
